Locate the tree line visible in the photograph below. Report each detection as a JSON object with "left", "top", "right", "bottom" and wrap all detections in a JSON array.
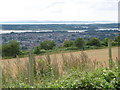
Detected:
[{"left": 1, "top": 36, "right": 120, "bottom": 58}]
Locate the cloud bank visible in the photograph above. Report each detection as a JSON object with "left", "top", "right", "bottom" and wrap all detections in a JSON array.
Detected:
[{"left": 0, "top": 0, "right": 118, "bottom": 22}]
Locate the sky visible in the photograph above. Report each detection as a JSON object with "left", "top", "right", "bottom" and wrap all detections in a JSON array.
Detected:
[{"left": 0, "top": 0, "right": 119, "bottom": 22}]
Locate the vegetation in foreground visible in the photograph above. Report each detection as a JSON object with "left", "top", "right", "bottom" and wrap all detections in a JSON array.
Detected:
[
  {"left": 2, "top": 66, "right": 120, "bottom": 89},
  {"left": 44, "top": 67, "right": 120, "bottom": 89},
  {"left": 2, "top": 50, "right": 120, "bottom": 89}
]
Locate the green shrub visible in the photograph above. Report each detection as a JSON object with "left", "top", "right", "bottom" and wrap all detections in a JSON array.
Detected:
[
  {"left": 66, "top": 47, "right": 78, "bottom": 50},
  {"left": 114, "top": 36, "right": 120, "bottom": 46},
  {"left": 46, "top": 67, "right": 119, "bottom": 89},
  {"left": 63, "top": 40, "right": 74, "bottom": 47},
  {"left": 2, "top": 40, "right": 20, "bottom": 57},
  {"left": 74, "top": 38, "right": 85, "bottom": 49},
  {"left": 111, "top": 41, "right": 118, "bottom": 46},
  {"left": 33, "top": 46, "right": 41, "bottom": 54},
  {"left": 40, "top": 40, "right": 56, "bottom": 50},
  {"left": 40, "top": 49, "right": 46, "bottom": 53},
  {"left": 87, "top": 38, "right": 101, "bottom": 47}
]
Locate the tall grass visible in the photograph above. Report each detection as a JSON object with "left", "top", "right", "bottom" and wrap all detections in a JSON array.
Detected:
[
  {"left": 2, "top": 57, "right": 28, "bottom": 88},
  {"left": 2, "top": 50, "right": 117, "bottom": 88}
]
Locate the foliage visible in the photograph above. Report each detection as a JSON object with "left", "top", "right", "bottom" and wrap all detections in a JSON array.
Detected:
[
  {"left": 2, "top": 36, "right": 119, "bottom": 58},
  {"left": 2, "top": 40, "right": 20, "bottom": 57},
  {"left": 114, "top": 36, "right": 120, "bottom": 46},
  {"left": 102, "top": 38, "right": 109, "bottom": 46},
  {"left": 63, "top": 40, "right": 74, "bottom": 47},
  {"left": 66, "top": 47, "right": 78, "bottom": 50},
  {"left": 40, "top": 40, "right": 56, "bottom": 50},
  {"left": 46, "top": 67, "right": 119, "bottom": 89},
  {"left": 74, "top": 38, "right": 84, "bottom": 49},
  {"left": 87, "top": 38, "right": 101, "bottom": 47},
  {"left": 33, "top": 46, "right": 41, "bottom": 54},
  {"left": 19, "top": 50, "right": 30, "bottom": 55},
  {"left": 111, "top": 41, "right": 118, "bottom": 46},
  {"left": 4, "top": 66, "right": 119, "bottom": 89}
]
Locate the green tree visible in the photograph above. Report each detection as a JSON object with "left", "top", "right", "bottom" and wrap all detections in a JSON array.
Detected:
[
  {"left": 111, "top": 41, "right": 117, "bottom": 46},
  {"left": 87, "top": 38, "right": 101, "bottom": 47},
  {"left": 2, "top": 44, "right": 8, "bottom": 57},
  {"left": 63, "top": 40, "right": 74, "bottom": 47},
  {"left": 2, "top": 40, "right": 20, "bottom": 57},
  {"left": 115, "top": 36, "right": 120, "bottom": 46},
  {"left": 40, "top": 40, "right": 56, "bottom": 50},
  {"left": 33, "top": 46, "right": 41, "bottom": 54},
  {"left": 74, "top": 38, "right": 84, "bottom": 49},
  {"left": 103, "top": 38, "right": 109, "bottom": 46}
]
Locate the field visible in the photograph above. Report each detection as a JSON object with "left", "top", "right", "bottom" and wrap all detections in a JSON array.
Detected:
[
  {"left": 1, "top": 47, "right": 118, "bottom": 76},
  {"left": 1, "top": 47, "right": 119, "bottom": 88}
]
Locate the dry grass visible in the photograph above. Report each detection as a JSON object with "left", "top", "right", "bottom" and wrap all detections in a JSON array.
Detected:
[{"left": 1, "top": 47, "right": 118, "bottom": 77}]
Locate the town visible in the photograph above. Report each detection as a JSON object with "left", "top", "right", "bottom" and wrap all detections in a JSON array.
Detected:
[{"left": 2, "top": 29, "right": 118, "bottom": 50}]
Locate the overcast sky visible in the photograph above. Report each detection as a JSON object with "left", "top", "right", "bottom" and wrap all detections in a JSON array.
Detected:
[{"left": 0, "top": 0, "right": 119, "bottom": 22}]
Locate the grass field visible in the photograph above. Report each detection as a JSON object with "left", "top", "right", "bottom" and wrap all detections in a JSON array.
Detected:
[
  {"left": 1, "top": 47, "right": 119, "bottom": 88},
  {"left": 1, "top": 47, "right": 118, "bottom": 76}
]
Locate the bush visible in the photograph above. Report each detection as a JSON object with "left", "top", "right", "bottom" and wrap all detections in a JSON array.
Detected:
[
  {"left": 74, "top": 38, "right": 84, "bottom": 49},
  {"left": 40, "top": 49, "right": 46, "bottom": 53},
  {"left": 102, "top": 38, "right": 109, "bottom": 46},
  {"left": 40, "top": 40, "right": 56, "bottom": 50},
  {"left": 2, "top": 40, "right": 20, "bottom": 57},
  {"left": 33, "top": 46, "right": 41, "bottom": 54},
  {"left": 66, "top": 47, "right": 78, "bottom": 50},
  {"left": 111, "top": 41, "right": 118, "bottom": 46},
  {"left": 87, "top": 38, "right": 101, "bottom": 47},
  {"left": 46, "top": 67, "right": 119, "bottom": 89},
  {"left": 114, "top": 36, "right": 120, "bottom": 46},
  {"left": 63, "top": 40, "right": 74, "bottom": 47}
]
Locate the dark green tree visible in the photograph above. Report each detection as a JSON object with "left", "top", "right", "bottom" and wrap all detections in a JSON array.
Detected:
[
  {"left": 74, "top": 38, "right": 84, "bottom": 49},
  {"left": 87, "top": 38, "right": 101, "bottom": 47},
  {"left": 2, "top": 44, "right": 8, "bottom": 57},
  {"left": 33, "top": 46, "right": 41, "bottom": 54},
  {"left": 2, "top": 40, "right": 20, "bottom": 57},
  {"left": 40, "top": 40, "right": 56, "bottom": 50},
  {"left": 115, "top": 36, "right": 120, "bottom": 46},
  {"left": 103, "top": 38, "right": 109, "bottom": 46},
  {"left": 63, "top": 40, "right": 74, "bottom": 47}
]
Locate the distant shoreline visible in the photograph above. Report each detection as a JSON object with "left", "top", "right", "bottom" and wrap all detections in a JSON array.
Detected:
[
  {"left": 1, "top": 23, "right": 118, "bottom": 34},
  {"left": 0, "top": 21, "right": 117, "bottom": 24},
  {"left": 0, "top": 30, "right": 87, "bottom": 34}
]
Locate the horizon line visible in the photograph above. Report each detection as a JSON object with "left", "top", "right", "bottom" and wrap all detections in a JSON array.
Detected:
[{"left": 0, "top": 20, "right": 117, "bottom": 24}]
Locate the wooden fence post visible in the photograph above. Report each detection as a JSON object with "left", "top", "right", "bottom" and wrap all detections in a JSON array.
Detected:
[
  {"left": 118, "top": 46, "right": 120, "bottom": 82},
  {"left": 108, "top": 39, "right": 113, "bottom": 68},
  {"left": 0, "top": 28, "right": 2, "bottom": 89},
  {"left": 0, "top": 60, "right": 2, "bottom": 89},
  {"left": 28, "top": 52, "right": 35, "bottom": 85}
]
